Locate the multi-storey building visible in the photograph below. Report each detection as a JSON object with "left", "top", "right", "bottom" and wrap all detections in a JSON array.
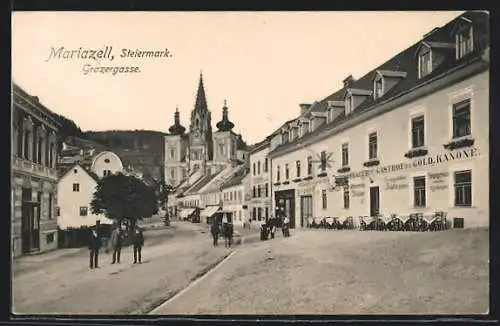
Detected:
[
  {"left": 268, "top": 11, "right": 489, "bottom": 229},
  {"left": 219, "top": 164, "right": 250, "bottom": 226},
  {"left": 248, "top": 139, "right": 272, "bottom": 222},
  {"left": 11, "top": 83, "right": 61, "bottom": 257}
]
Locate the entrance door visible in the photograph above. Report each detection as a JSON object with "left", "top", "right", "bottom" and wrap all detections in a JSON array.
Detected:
[
  {"left": 300, "top": 196, "right": 313, "bottom": 228},
  {"left": 283, "top": 198, "right": 295, "bottom": 229},
  {"left": 32, "top": 204, "right": 40, "bottom": 250},
  {"left": 369, "top": 186, "right": 380, "bottom": 217},
  {"left": 21, "top": 202, "right": 40, "bottom": 254}
]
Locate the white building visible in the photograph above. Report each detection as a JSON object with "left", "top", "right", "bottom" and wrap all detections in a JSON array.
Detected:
[
  {"left": 267, "top": 11, "right": 489, "bottom": 229},
  {"left": 248, "top": 139, "right": 272, "bottom": 221},
  {"left": 56, "top": 151, "right": 124, "bottom": 231},
  {"left": 218, "top": 164, "right": 250, "bottom": 226}
]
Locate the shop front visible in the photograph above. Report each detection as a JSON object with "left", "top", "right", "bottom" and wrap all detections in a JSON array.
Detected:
[{"left": 274, "top": 189, "right": 295, "bottom": 228}]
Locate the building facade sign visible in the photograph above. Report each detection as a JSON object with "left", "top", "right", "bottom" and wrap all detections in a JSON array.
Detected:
[
  {"left": 347, "top": 147, "right": 479, "bottom": 179},
  {"left": 428, "top": 171, "right": 450, "bottom": 192}
]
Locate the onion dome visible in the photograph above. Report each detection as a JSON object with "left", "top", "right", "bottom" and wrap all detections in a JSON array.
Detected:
[
  {"left": 168, "top": 107, "right": 186, "bottom": 135},
  {"left": 216, "top": 100, "right": 235, "bottom": 132}
]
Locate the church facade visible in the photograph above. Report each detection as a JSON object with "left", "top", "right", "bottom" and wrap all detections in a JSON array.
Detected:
[{"left": 164, "top": 74, "right": 248, "bottom": 189}]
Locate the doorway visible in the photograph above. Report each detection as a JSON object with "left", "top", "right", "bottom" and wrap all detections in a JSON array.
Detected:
[
  {"left": 300, "top": 196, "right": 313, "bottom": 228},
  {"left": 275, "top": 190, "right": 295, "bottom": 229},
  {"left": 21, "top": 202, "right": 40, "bottom": 254},
  {"left": 369, "top": 186, "right": 380, "bottom": 217}
]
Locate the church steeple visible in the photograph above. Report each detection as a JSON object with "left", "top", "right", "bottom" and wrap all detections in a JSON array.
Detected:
[
  {"left": 216, "top": 99, "right": 235, "bottom": 132},
  {"left": 194, "top": 72, "right": 208, "bottom": 114},
  {"left": 168, "top": 106, "right": 186, "bottom": 135}
]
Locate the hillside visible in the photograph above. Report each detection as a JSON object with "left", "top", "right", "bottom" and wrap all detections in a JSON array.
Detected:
[{"left": 84, "top": 130, "right": 167, "bottom": 153}]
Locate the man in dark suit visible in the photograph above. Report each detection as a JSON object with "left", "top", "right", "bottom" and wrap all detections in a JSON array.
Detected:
[
  {"left": 89, "top": 228, "right": 102, "bottom": 269},
  {"left": 131, "top": 225, "right": 144, "bottom": 264},
  {"left": 110, "top": 225, "right": 124, "bottom": 264}
]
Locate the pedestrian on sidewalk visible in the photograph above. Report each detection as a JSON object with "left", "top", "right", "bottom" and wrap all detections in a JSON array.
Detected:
[
  {"left": 110, "top": 224, "right": 124, "bottom": 264},
  {"left": 88, "top": 229, "right": 102, "bottom": 269},
  {"left": 131, "top": 225, "right": 144, "bottom": 264}
]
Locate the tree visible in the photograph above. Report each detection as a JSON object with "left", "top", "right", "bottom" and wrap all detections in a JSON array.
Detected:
[
  {"left": 90, "top": 173, "right": 158, "bottom": 229},
  {"left": 159, "top": 181, "right": 174, "bottom": 208}
]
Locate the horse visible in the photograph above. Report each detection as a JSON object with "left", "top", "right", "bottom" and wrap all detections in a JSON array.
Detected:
[
  {"left": 211, "top": 222, "right": 219, "bottom": 247},
  {"left": 221, "top": 223, "right": 234, "bottom": 248}
]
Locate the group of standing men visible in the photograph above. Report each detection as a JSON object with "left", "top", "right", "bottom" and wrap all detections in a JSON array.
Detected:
[{"left": 88, "top": 224, "right": 145, "bottom": 269}]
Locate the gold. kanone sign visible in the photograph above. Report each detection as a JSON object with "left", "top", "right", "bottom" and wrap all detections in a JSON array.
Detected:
[{"left": 348, "top": 147, "right": 479, "bottom": 179}]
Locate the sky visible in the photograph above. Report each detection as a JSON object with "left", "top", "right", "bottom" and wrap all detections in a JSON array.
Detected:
[{"left": 12, "top": 11, "right": 464, "bottom": 145}]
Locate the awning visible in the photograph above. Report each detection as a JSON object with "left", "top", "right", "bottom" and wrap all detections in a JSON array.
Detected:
[
  {"left": 200, "top": 206, "right": 220, "bottom": 218},
  {"left": 180, "top": 208, "right": 196, "bottom": 219}
]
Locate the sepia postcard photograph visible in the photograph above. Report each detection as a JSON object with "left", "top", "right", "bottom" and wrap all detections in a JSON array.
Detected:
[{"left": 11, "top": 10, "right": 490, "bottom": 317}]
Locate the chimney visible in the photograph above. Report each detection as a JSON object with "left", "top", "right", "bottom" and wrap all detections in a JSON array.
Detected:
[
  {"left": 343, "top": 75, "right": 356, "bottom": 88},
  {"left": 299, "top": 103, "right": 312, "bottom": 116}
]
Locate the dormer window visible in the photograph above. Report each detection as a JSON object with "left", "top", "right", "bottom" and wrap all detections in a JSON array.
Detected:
[
  {"left": 345, "top": 95, "right": 354, "bottom": 115},
  {"left": 418, "top": 48, "right": 432, "bottom": 79},
  {"left": 374, "top": 77, "right": 383, "bottom": 100},
  {"left": 456, "top": 24, "right": 473, "bottom": 59}
]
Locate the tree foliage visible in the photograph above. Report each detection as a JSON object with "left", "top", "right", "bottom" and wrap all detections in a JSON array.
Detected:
[
  {"left": 90, "top": 173, "right": 158, "bottom": 227},
  {"left": 159, "top": 181, "right": 175, "bottom": 207}
]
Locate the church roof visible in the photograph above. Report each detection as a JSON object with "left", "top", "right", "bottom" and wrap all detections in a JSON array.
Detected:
[
  {"left": 168, "top": 107, "right": 186, "bottom": 135},
  {"left": 216, "top": 100, "right": 235, "bottom": 132},
  {"left": 193, "top": 73, "right": 209, "bottom": 114}
]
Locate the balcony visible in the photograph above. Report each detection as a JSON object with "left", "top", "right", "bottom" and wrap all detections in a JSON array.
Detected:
[{"left": 12, "top": 156, "right": 58, "bottom": 180}]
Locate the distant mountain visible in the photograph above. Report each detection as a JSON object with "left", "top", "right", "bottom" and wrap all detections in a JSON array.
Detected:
[{"left": 84, "top": 130, "right": 167, "bottom": 153}]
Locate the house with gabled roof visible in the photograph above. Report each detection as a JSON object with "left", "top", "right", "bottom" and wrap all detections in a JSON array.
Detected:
[{"left": 266, "top": 11, "right": 489, "bottom": 229}]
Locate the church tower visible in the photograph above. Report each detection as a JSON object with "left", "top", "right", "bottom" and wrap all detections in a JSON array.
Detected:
[
  {"left": 164, "top": 107, "right": 189, "bottom": 187},
  {"left": 213, "top": 100, "right": 239, "bottom": 167},
  {"left": 188, "top": 73, "right": 214, "bottom": 172}
]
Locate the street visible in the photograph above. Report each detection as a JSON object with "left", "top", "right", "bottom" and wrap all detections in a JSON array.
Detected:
[
  {"left": 150, "top": 227, "right": 489, "bottom": 315},
  {"left": 12, "top": 222, "right": 234, "bottom": 315},
  {"left": 13, "top": 223, "right": 488, "bottom": 315}
]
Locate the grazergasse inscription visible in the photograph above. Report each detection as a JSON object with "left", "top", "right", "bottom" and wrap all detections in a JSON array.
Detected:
[{"left": 45, "top": 46, "right": 173, "bottom": 75}]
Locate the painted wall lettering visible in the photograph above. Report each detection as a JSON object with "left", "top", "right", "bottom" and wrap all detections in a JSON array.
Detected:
[{"left": 348, "top": 147, "right": 480, "bottom": 179}]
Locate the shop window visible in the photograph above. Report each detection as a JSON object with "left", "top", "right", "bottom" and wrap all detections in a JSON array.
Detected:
[
  {"left": 343, "top": 187, "right": 350, "bottom": 209},
  {"left": 413, "top": 176, "right": 427, "bottom": 207},
  {"left": 322, "top": 190, "right": 327, "bottom": 209},
  {"left": 452, "top": 99, "right": 471, "bottom": 139},
  {"left": 252, "top": 207, "right": 256, "bottom": 220},
  {"left": 454, "top": 170, "right": 472, "bottom": 207},
  {"left": 411, "top": 116, "right": 425, "bottom": 148}
]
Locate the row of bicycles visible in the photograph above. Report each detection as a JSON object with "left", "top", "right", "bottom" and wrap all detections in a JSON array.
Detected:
[{"left": 307, "top": 212, "right": 450, "bottom": 232}]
